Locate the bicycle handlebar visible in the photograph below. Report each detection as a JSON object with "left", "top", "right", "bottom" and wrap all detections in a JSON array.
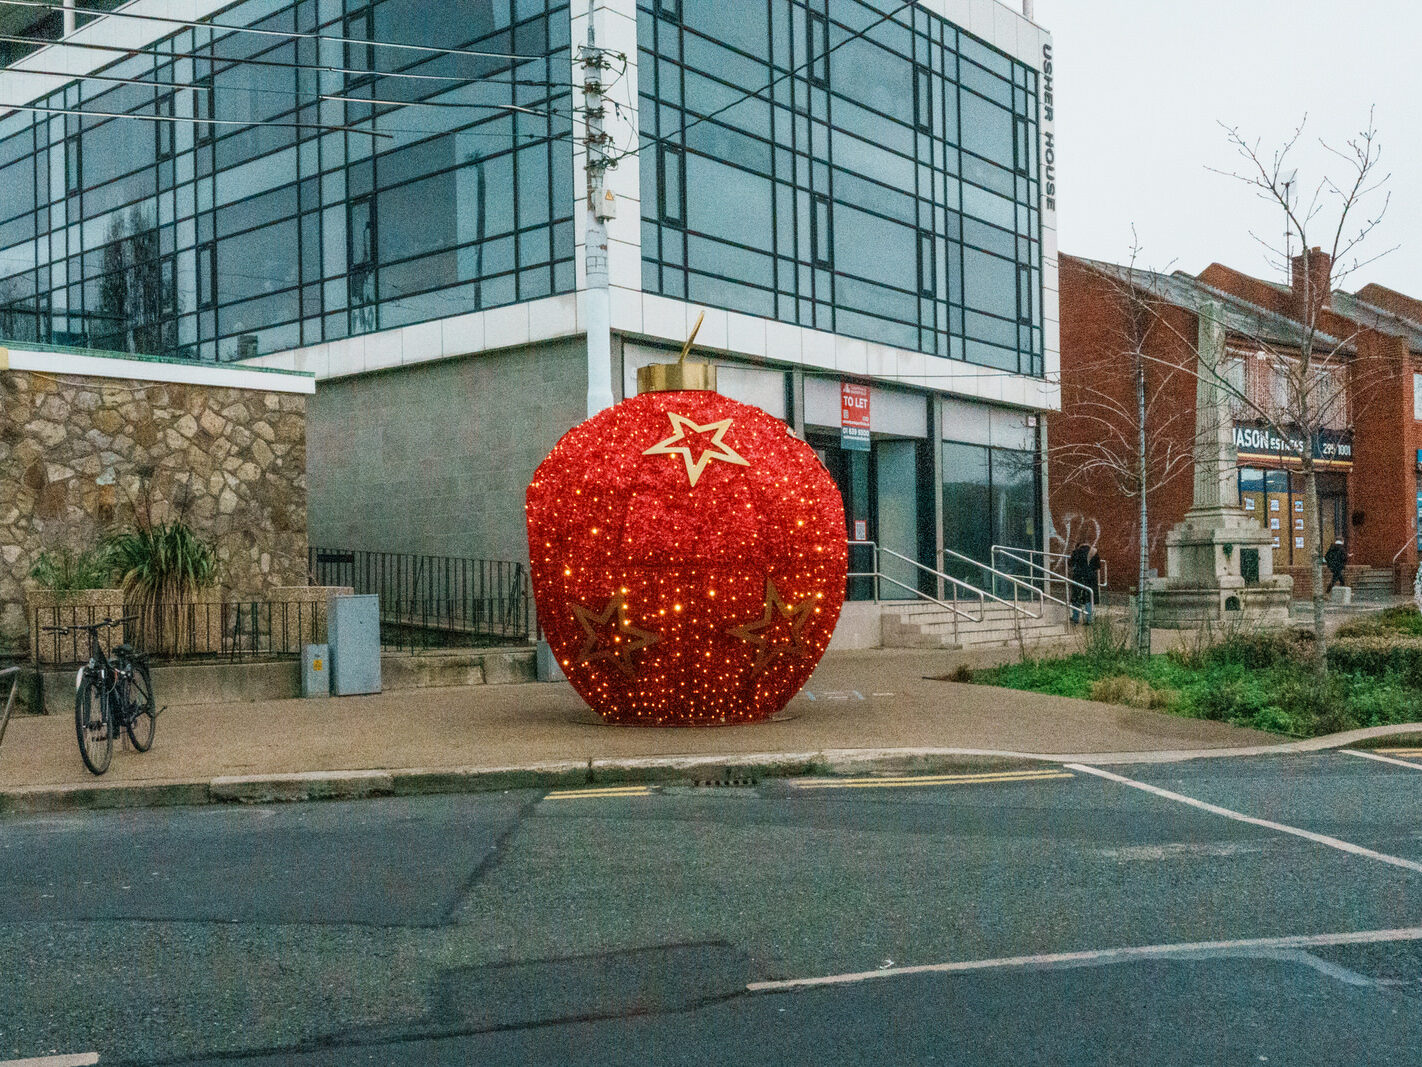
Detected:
[{"left": 38, "top": 616, "right": 137, "bottom": 636}]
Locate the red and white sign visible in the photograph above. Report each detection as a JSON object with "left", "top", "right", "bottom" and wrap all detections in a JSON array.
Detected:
[{"left": 840, "top": 382, "right": 870, "bottom": 451}]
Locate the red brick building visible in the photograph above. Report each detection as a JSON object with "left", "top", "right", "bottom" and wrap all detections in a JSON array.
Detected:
[{"left": 1053, "top": 252, "right": 1422, "bottom": 598}]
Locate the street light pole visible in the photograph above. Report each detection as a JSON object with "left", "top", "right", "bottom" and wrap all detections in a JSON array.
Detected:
[{"left": 580, "top": 1, "right": 615, "bottom": 416}]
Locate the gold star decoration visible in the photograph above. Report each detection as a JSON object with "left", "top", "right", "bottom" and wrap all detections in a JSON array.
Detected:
[
  {"left": 726, "top": 579, "right": 815, "bottom": 676},
  {"left": 642, "top": 411, "right": 750, "bottom": 487},
  {"left": 570, "top": 594, "right": 660, "bottom": 678}
]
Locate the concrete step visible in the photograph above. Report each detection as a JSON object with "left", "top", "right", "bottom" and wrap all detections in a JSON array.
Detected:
[{"left": 881, "top": 601, "right": 1072, "bottom": 650}]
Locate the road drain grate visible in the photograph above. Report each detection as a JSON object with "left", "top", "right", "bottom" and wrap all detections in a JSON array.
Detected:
[{"left": 691, "top": 777, "right": 759, "bottom": 788}]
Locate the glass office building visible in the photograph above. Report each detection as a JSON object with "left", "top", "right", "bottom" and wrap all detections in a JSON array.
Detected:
[
  {"left": 639, "top": 0, "right": 1043, "bottom": 376},
  {"left": 0, "top": 0, "right": 575, "bottom": 361},
  {"left": 0, "top": 0, "right": 1058, "bottom": 626}
]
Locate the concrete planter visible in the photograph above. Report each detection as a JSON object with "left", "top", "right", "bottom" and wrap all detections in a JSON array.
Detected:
[{"left": 27, "top": 588, "right": 125, "bottom": 665}]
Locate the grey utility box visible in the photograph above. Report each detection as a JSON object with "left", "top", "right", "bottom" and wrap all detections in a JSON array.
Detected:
[
  {"left": 302, "top": 643, "right": 330, "bottom": 698},
  {"left": 536, "top": 638, "right": 566, "bottom": 682},
  {"left": 329, "top": 595, "right": 381, "bottom": 696}
]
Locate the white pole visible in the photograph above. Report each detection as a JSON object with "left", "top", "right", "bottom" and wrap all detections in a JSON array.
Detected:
[
  {"left": 581, "top": 1, "right": 614, "bottom": 416},
  {"left": 1022, "top": 0, "right": 1034, "bottom": 20},
  {"left": 63, "top": 0, "right": 76, "bottom": 35}
]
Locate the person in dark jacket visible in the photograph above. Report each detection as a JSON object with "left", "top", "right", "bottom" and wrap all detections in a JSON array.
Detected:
[
  {"left": 1084, "top": 548, "right": 1102, "bottom": 621},
  {"left": 1324, "top": 539, "right": 1347, "bottom": 592},
  {"left": 1068, "top": 543, "right": 1091, "bottom": 624}
]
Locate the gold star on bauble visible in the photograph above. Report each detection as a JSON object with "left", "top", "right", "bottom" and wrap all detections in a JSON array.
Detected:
[
  {"left": 642, "top": 412, "right": 750, "bottom": 487},
  {"left": 570, "top": 594, "right": 660, "bottom": 678},
  {"left": 727, "top": 579, "right": 814, "bottom": 676}
]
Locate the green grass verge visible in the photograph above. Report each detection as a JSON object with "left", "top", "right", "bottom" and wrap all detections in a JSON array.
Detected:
[{"left": 968, "top": 609, "right": 1422, "bottom": 739}]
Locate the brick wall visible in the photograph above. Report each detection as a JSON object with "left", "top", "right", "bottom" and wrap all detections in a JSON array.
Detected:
[
  {"left": 1050, "top": 256, "right": 1198, "bottom": 589},
  {"left": 0, "top": 366, "right": 307, "bottom": 645}
]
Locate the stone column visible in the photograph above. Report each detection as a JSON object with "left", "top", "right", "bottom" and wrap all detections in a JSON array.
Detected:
[{"left": 1188, "top": 299, "right": 1238, "bottom": 518}]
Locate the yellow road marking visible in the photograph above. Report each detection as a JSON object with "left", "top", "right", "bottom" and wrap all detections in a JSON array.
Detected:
[
  {"left": 545, "top": 786, "right": 652, "bottom": 799},
  {"left": 1375, "top": 747, "right": 1422, "bottom": 756},
  {"left": 793, "top": 770, "right": 1074, "bottom": 791}
]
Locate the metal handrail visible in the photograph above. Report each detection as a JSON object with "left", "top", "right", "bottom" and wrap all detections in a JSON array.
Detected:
[
  {"left": 994, "top": 545, "right": 1109, "bottom": 589},
  {"left": 938, "top": 547, "right": 1042, "bottom": 619},
  {"left": 1391, "top": 522, "right": 1417, "bottom": 566},
  {"left": 850, "top": 540, "right": 1035, "bottom": 619},
  {"left": 0, "top": 666, "right": 20, "bottom": 754},
  {"left": 990, "top": 546, "right": 1094, "bottom": 612},
  {"left": 847, "top": 541, "right": 987, "bottom": 645}
]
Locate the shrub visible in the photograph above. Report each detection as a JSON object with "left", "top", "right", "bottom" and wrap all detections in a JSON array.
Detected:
[
  {"left": 28, "top": 546, "right": 114, "bottom": 593},
  {"left": 1204, "top": 628, "right": 1315, "bottom": 670},
  {"left": 1090, "top": 674, "right": 1175, "bottom": 710},
  {"left": 1080, "top": 612, "right": 1133, "bottom": 671},
  {"left": 1336, "top": 606, "right": 1422, "bottom": 639},
  {"left": 1327, "top": 636, "right": 1422, "bottom": 685},
  {"left": 105, "top": 521, "right": 219, "bottom": 654},
  {"left": 1186, "top": 665, "right": 1269, "bottom": 723},
  {"left": 947, "top": 664, "right": 973, "bottom": 682}
]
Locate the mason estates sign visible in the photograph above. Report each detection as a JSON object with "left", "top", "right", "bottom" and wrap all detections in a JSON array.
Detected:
[{"left": 1233, "top": 424, "right": 1353, "bottom": 469}]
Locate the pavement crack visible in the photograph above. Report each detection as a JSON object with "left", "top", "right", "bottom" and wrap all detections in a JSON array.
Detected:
[{"left": 439, "top": 793, "right": 539, "bottom": 925}]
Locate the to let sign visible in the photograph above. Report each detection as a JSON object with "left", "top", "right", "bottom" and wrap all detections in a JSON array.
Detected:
[{"left": 841, "top": 382, "right": 870, "bottom": 452}]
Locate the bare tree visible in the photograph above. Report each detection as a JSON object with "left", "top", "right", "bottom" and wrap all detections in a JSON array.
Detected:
[
  {"left": 1051, "top": 243, "right": 1197, "bottom": 655},
  {"left": 1207, "top": 112, "right": 1391, "bottom": 671}
]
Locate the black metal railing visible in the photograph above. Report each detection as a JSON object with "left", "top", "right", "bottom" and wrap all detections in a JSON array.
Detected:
[
  {"left": 32, "top": 600, "right": 323, "bottom": 668},
  {"left": 308, "top": 547, "right": 532, "bottom": 650}
]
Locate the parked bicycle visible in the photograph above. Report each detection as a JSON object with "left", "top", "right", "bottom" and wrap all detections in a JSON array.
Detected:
[{"left": 40, "top": 617, "right": 157, "bottom": 776}]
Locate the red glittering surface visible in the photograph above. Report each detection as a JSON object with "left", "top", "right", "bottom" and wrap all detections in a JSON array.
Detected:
[{"left": 525, "top": 390, "right": 847, "bottom": 725}]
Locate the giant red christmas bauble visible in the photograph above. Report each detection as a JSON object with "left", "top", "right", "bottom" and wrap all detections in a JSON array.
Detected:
[{"left": 526, "top": 387, "right": 847, "bottom": 725}]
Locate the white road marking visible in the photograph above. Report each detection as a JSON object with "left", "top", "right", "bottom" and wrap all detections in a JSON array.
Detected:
[
  {"left": 0, "top": 1054, "right": 101, "bottom": 1067},
  {"left": 1065, "top": 763, "right": 1422, "bottom": 876},
  {"left": 745, "top": 925, "right": 1422, "bottom": 992},
  {"left": 1343, "top": 749, "right": 1422, "bottom": 772},
  {"left": 1097, "top": 841, "right": 1267, "bottom": 862}
]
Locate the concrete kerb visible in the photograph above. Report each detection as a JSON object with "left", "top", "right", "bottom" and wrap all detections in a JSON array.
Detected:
[{"left": 3, "top": 722, "right": 1422, "bottom": 815}]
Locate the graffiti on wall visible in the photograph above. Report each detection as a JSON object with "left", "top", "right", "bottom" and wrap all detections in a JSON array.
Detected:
[{"left": 1049, "top": 512, "right": 1101, "bottom": 554}]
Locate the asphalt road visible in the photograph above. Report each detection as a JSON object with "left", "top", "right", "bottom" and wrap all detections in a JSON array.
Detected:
[{"left": 1, "top": 749, "right": 1420, "bottom": 1065}]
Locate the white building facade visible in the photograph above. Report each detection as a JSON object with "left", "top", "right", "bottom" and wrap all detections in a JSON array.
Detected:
[{"left": 0, "top": 0, "right": 1058, "bottom": 636}]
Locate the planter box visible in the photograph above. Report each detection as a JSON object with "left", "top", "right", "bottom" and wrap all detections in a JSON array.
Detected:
[{"left": 27, "top": 588, "right": 126, "bottom": 666}]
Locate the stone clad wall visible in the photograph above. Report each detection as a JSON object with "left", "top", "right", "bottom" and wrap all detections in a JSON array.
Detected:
[{"left": 0, "top": 366, "right": 308, "bottom": 647}]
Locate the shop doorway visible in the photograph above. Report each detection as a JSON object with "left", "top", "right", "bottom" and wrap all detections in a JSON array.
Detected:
[{"left": 810, "top": 432, "right": 934, "bottom": 601}]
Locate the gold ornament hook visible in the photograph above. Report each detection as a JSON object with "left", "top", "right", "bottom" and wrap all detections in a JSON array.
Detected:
[{"left": 638, "top": 309, "right": 717, "bottom": 394}]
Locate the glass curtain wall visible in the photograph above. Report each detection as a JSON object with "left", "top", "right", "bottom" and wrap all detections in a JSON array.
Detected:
[
  {"left": 942, "top": 440, "right": 1038, "bottom": 585},
  {"left": 637, "top": 0, "right": 1043, "bottom": 375},
  {"left": 0, "top": 0, "right": 574, "bottom": 361}
]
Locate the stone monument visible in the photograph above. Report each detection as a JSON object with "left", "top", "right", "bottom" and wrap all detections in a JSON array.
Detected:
[{"left": 1150, "top": 300, "right": 1293, "bottom": 626}]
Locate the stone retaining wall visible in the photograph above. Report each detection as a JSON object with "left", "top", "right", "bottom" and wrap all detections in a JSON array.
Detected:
[{"left": 1, "top": 365, "right": 308, "bottom": 650}]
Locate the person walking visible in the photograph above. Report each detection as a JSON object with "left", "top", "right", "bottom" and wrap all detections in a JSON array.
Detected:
[
  {"left": 1324, "top": 538, "right": 1348, "bottom": 593},
  {"left": 1084, "top": 547, "right": 1102, "bottom": 624},
  {"left": 1068, "top": 543, "right": 1091, "bottom": 624}
]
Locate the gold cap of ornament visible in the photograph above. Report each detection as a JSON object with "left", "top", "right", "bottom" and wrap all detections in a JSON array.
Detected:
[{"left": 637, "top": 311, "right": 717, "bottom": 394}]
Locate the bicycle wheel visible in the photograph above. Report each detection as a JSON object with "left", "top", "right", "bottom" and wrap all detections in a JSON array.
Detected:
[
  {"left": 75, "top": 676, "right": 113, "bottom": 776},
  {"left": 125, "top": 660, "right": 156, "bottom": 752}
]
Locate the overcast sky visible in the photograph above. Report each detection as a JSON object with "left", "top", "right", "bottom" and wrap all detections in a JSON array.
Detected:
[{"left": 1030, "top": 0, "right": 1419, "bottom": 295}]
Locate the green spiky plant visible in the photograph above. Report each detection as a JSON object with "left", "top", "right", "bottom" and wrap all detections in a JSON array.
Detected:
[
  {"left": 105, "top": 521, "right": 219, "bottom": 654},
  {"left": 28, "top": 546, "right": 115, "bottom": 594}
]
